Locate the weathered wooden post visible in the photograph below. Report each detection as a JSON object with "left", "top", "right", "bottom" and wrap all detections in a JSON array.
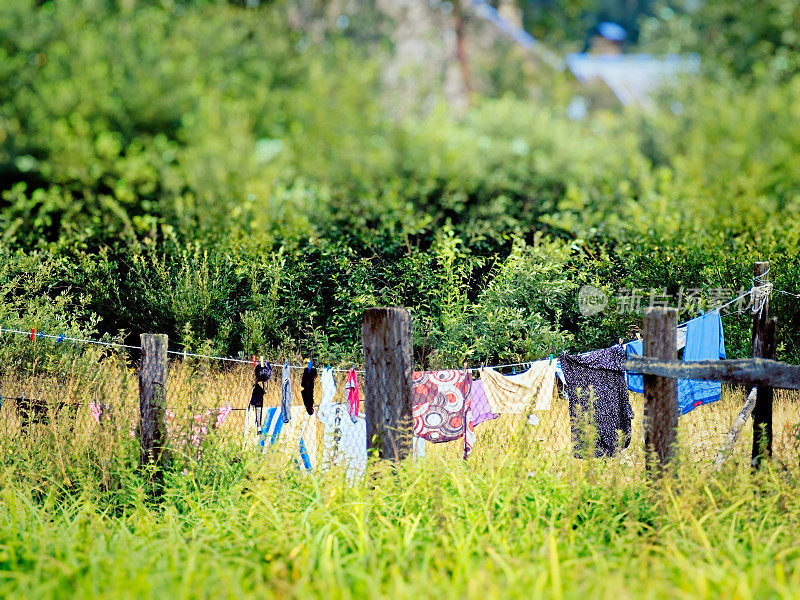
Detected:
[
  {"left": 751, "top": 261, "right": 773, "bottom": 467},
  {"left": 139, "top": 333, "right": 169, "bottom": 470},
  {"left": 752, "top": 316, "right": 776, "bottom": 467},
  {"left": 643, "top": 307, "right": 678, "bottom": 471},
  {"left": 362, "top": 308, "right": 414, "bottom": 461}
]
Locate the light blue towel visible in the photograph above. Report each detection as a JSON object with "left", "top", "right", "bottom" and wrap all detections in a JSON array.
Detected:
[
  {"left": 625, "top": 339, "right": 645, "bottom": 394},
  {"left": 625, "top": 312, "right": 725, "bottom": 414},
  {"left": 678, "top": 311, "right": 725, "bottom": 414}
]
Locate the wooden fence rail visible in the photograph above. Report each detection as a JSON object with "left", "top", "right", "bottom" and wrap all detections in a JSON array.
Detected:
[{"left": 623, "top": 357, "right": 800, "bottom": 390}]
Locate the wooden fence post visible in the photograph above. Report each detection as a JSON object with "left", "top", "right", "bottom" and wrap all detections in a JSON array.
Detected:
[
  {"left": 643, "top": 307, "right": 678, "bottom": 471},
  {"left": 751, "top": 261, "right": 773, "bottom": 467},
  {"left": 139, "top": 333, "right": 169, "bottom": 470},
  {"left": 362, "top": 307, "right": 414, "bottom": 461},
  {"left": 752, "top": 317, "right": 776, "bottom": 467}
]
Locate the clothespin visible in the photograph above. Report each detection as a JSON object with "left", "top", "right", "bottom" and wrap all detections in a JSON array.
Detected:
[
  {"left": 260, "top": 356, "right": 264, "bottom": 367},
  {"left": 618, "top": 338, "right": 624, "bottom": 346},
  {"left": 252, "top": 355, "right": 256, "bottom": 366},
  {"left": 30, "top": 328, "right": 35, "bottom": 340},
  {"left": 56, "top": 334, "right": 65, "bottom": 344},
  {"left": 512, "top": 367, "right": 516, "bottom": 375},
  {"left": 308, "top": 358, "right": 313, "bottom": 370},
  {"left": 548, "top": 354, "right": 553, "bottom": 365}
]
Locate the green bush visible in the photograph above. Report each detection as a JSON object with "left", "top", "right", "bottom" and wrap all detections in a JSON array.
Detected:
[{"left": 1, "top": 0, "right": 799, "bottom": 367}]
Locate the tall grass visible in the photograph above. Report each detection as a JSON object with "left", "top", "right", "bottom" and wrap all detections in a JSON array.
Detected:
[{"left": 1, "top": 357, "right": 800, "bottom": 598}]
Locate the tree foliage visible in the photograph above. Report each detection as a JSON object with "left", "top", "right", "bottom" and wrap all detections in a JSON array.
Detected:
[{"left": 0, "top": 0, "right": 799, "bottom": 367}]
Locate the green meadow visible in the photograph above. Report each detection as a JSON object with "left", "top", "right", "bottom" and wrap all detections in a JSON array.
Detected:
[
  {"left": 2, "top": 423, "right": 800, "bottom": 599},
  {"left": 1, "top": 359, "right": 799, "bottom": 598}
]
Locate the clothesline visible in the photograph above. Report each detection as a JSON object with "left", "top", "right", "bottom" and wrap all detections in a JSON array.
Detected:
[
  {"left": 162, "top": 349, "right": 359, "bottom": 373},
  {"left": 0, "top": 327, "right": 140, "bottom": 351},
  {"left": 0, "top": 324, "right": 552, "bottom": 376},
  {"left": 0, "top": 326, "right": 360, "bottom": 373},
  {"left": 0, "top": 283, "right": 793, "bottom": 375},
  {"left": 0, "top": 395, "right": 248, "bottom": 413},
  {"left": 711, "top": 286, "right": 762, "bottom": 315}
]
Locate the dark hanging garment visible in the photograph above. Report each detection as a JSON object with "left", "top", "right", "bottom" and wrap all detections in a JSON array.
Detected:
[
  {"left": 301, "top": 367, "right": 317, "bottom": 415},
  {"left": 17, "top": 395, "right": 50, "bottom": 427},
  {"left": 249, "top": 383, "right": 265, "bottom": 408},
  {"left": 560, "top": 345, "right": 633, "bottom": 458},
  {"left": 255, "top": 362, "right": 273, "bottom": 383}
]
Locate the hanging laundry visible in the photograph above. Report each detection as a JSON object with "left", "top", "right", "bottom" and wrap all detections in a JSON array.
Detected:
[
  {"left": 624, "top": 340, "right": 644, "bottom": 394},
  {"left": 245, "top": 368, "right": 268, "bottom": 449},
  {"left": 89, "top": 401, "right": 105, "bottom": 424},
  {"left": 480, "top": 360, "right": 556, "bottom": 414},
  {"left": 243, "top": 402, "right": 262, "bottom": 450},
  {"left": 317, "top": 368, "right": 367, "bottom": 478},
  {"left": 413, "top": 436, "right": 427, "bottom": 458},
  {"left": 249, "top": 383, "right": 265, "bottom": 408},
  {"left": 246, "top": 405, "right": 316, "bottom": 470},
  {"left": 320, "top": 366, "right": 337, "bottom": 407},
  {"left": 255, "top": 360, "right": 273, "bottom": 382},
  {"left": 561, "top": 345, "right": 633, "bottom": 458},
  {"left": 678, "top": 311, "right": 725, "bottom": 414},
  {"left": 469, "top": 379, "right": 497, "bottom": 427},
  {"left": 554, "top": 361, "right": 566, "bottom": 386},
  {"left": 625, "top": 314, "right": 725, "bottom": 414},
  {"left": 281, "top": 361, "right": 292, "bottom": 424},
  {"left": 412, "top": 370, "right": 475, "bottom": 459},
  {"left": 189, "top": 406, "right": 233, "bottom": 446},
  {"left": 677, "top": 325, "right": 688, "bottom": 350},
  {"left": 344, "top": 368, "right": 361, "bottom": 423},
  {"left": 16, "top": 395, "right": 51, "bottom": 427},
  {"left": 625, "top": 325, "right": 688, "bottom": 394},
  {"left": 301, "top": 364, "right": 318, "bottom": 415},
  {"left": 247, "top": 381, "right": 266, "bottom": 438}
]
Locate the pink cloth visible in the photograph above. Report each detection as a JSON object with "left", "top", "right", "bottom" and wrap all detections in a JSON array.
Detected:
[
  {"left": 214, "top": 406, "right": 232, "bottom": 428},
  {"left": 89, "top": 401, "right": 104, "bottom": 424},
  {"left": 469, "top": 380, "right": 498, "bottom": 427},
  {"left": 189, "top": 406, "right": 232, "bottom": 445},
  {"left": 166, "top": 407, "right": 233, "bottom": 447},
  {"left": 345, "top": 369, "right": 361, "bottom": 421}
]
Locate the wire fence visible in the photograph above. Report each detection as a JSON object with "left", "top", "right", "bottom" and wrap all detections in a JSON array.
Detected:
[
  {"left": 0, "top": 281, "right": 797, "bottom": 470},
  {"left": 0, "top": 273, "right": 800, "bottom": 476},
  {"left": 2, "top": 351, "right": 798, "bottom": 471}
]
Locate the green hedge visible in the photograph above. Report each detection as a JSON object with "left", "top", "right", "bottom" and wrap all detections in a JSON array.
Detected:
[{"left": 0, "top": 0, "right": 799, "bottom": 367}]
